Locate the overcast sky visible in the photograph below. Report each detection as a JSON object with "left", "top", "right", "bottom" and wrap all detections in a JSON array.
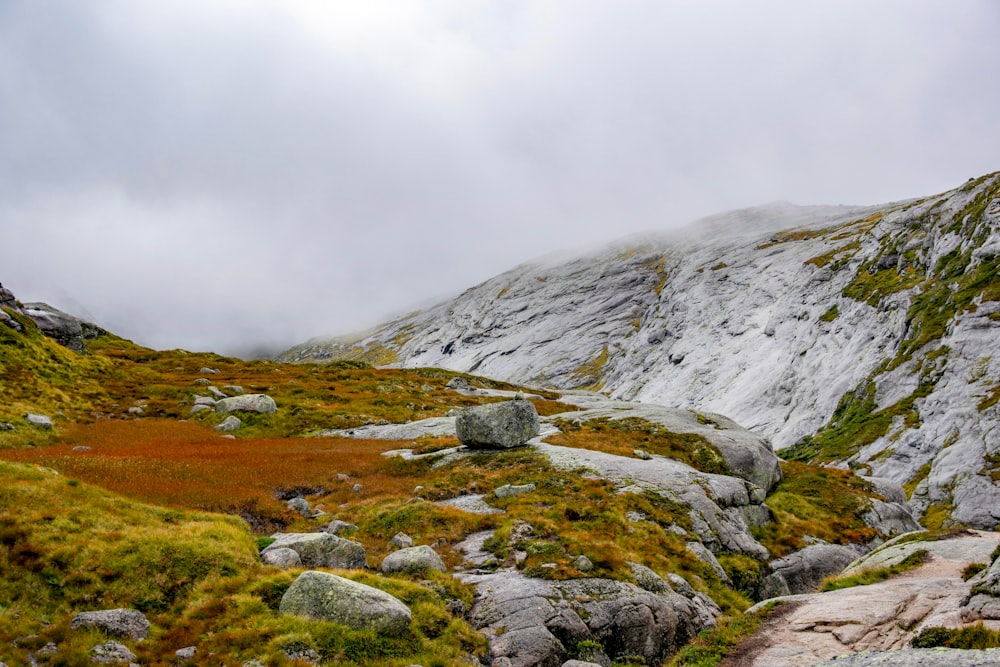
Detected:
[{"left": 1, "top": 1, "right": 998, "bottom": 356}]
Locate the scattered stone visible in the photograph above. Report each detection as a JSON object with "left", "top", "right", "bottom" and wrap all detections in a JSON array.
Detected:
[
  {"left": 175, "top": 646, "right": 197, "bottom": 661},
  {"left": 223, "top": 385, "right": 245, "bottom": 394},
  {"left": 215, "top": 416, "right": 242, "bottom": 432},
  {"left": 352, "top": 483, "right": 363, "bottom": 493},
  {"left": 242, "top": 661, "right": 265, "bottom": 667},
  {"left": 199, "top": 367, "right": 219, "bottom": 374},
  {"left": 70, "top": 608, "right": 150, "bottom": 640},
  {"left": 446, "top": 599, "right": 468, "bottom": 617},
  {"left": 336, "top": 473, "right": 350, "bottom": 481},
  {"left": 127, "top": 406, "right": 144, "bottom": 416},
  {"left": 455, "top": 399, "right": 540, "bottom": 449},
  {"left": 89, "top": 641, "right": 137, "bottom": 664},
  {"left": 281, "top": 643, "right": 320, "bottom": 663},
  {"left": 633, "top": 448, "right": 653, "bottom": 460},
  {"left": 215, "top": 394, "right": 277, "bottom": 415},
  {"left": 325, "top": 520, "right": 359, "bottom": 536},
  {"left": 261, "top": 547, "right": 302, "bottom": 568},
  {"left": 0, "top": 422, "right": 14, "bottom": 432},
  {"left": 37, "top": 642, "right": 58, "bottom": 656},
  {"left": 207, "top": 386, "right": 229, "bottom": 400},
  {"left": 262, "top": 533, "right": 367, "bottom": 569},
  {"left": 573, "top": 555, "right": 594, "bottom": 572},
  {"left": 286, "top": 497, "right": 311, "bottom": 517},
  {"left": 193, "top": 378, "right": 212, "bottom": 386},
  {"left": 446, "top": 377, "right": 471, "bottom": 391},
  {"left": 24, "top": 413, "right": 53, "bottom": 429},
  {"left": 494, "top": 483, "right": 536, "bottom": 499},
  {"left": 279, "top": 570, "right": 412, "bottom": 633},
  {"left": 189, "top": 404, "right": 212, "bottom": 416},
  {"left": 390, "top": 532, "right": 414, "bottom": 549},
  {"left": 381, "top": 545, "right": 447, "bottom": 574},
  {"left": 72, "top": 445, "right": 92, "bottom": 452},
  {"left": 221, "top": 434, "right": 236, "bottom": 440}
]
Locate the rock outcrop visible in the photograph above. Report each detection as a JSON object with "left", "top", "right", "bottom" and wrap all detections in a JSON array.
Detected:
[
  {"left": 761, "top": 544, "right": 859, "bottom": 597},
  {"left": 464, "top": 569, "right": 712, "bottom": 666},
  {"left": 456, "top": 399, "right": 540, "bottom": 449},
  {"left": 279, "top": 571, "right": 411, "bottom": 634},
  {"left": 22, "top": 302, "right": 105, "bottom": 353}
]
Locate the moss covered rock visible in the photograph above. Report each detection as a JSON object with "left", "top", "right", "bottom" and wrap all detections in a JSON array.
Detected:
[{"left": 279, "top": 571, "right": 411, "bottom": 634}]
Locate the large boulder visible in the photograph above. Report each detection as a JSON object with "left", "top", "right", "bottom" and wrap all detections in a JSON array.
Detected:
[
  {"left": 71, "top": 608, "right": 150, "bottom": 640},
  {"left": 760, "top": 543, "right": 859, "bottom": 597},
  {"left": 380, "top": 545, "right": 446, "bottom": 574},
  {"left": 466, "top": 570, "right": 712, "bottom": 666},
  {"left": 215, "top": 394, "right": 277, "bottom": 415},
  {"left": 456, "top": 399, "right": 540, "bottom": 449},
  {"left": 22, "top": 302, "right": 105, "bottom": 352},
  {"left": 262, "top": 533, "right": 366, "bottom": 569},
  {"left": 279, "top": 570, "right": 411, "bottom": 634}
]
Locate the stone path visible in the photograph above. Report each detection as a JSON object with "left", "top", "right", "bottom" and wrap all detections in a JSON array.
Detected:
[{"left": 728, "top": 531, "right": 1000, "bottom": 667}]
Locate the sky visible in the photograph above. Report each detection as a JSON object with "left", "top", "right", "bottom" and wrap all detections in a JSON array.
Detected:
[{"left": 1, "top": 1, "right": 998, "bottom": 356}]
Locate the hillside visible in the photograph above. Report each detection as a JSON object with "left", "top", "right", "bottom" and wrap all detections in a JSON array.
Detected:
[
  {"left": 281, "top": 172, "right": 1000, "bottom": 530},
  {"left": 0, "top": 284, "right": 942, "bottom": 666}
]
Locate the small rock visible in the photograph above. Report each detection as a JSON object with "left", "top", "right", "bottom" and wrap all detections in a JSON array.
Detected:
[
  {"left": 215, "top": 416, "right": 242, "bottom": 432},
  {"left": 127, "top": 407, "right": 144, "bottom": 416},
  {"left": 193, "top": 378, "right": 212, "bottom": 385},
  {"left": 261, "top": 547, "right": 302, "bottom": 568},
  {"left": 446, "top": 599, "right": 468, "bottom": 617},
  {"left": 446, "top": 377, "right": 471, "bottom": 390},
  {"left": 633, "top": 448, "right": 653, "bottom": 460},
  {"left": 193, "top": 395, "right": 216, "bottom": 407},
  {"left": 287, "top": 497, "right": 311, "bottom": 517},
  {"left": 391, "top": 532, "right": 414, "bottom": 548},
  {"left": 573, "top": 555, "right": 594, "bottom": 572},
  {"left": 381, "top": 545, "right": 447, "bottom": 574},
  {"left": 0, "top": 422, "right": 14, "bottom": 432},
  {"left": 336, "top": 473, "right": 350, "bottom": 481},
  {"left": 198, "top": 367, "right": 219, "bottom": 374},
  {"left": 25, "top": 413, "right": 53, "bottom": 429},
  {"left": 37, "top": 642, "right": 58, "bottom": 656},
  {"left": 89, "top": 641, "right": 137, "bottom": 664},
  {"left": 494, "top": 483, "right": 536, "bottom": 499},
  {"left": 223, "top": 385, "right": 244, "bottom": 395},
  {"left": 352, "top": 483, "right": 363, "bottom": 493},
  {"left": 72, "top": 445, "right": 92, "bottom": 452},
  {"left": 71, "top": 608, "right": 150, "bottom": 640},
  {"left": 221, "top": 434, "right": 236, "bottom": 440},
  {"left": 175, "top": 646, "right": 197, "bottom": 660},
  {"left": 207, "top": 386, "right": 229, "bottom": 400},
  {"left": 189, "top": 404, "right": 212, "bottom": 416},
  {"left": 325, "top": 520, "right": 359, "bottom": 536}
]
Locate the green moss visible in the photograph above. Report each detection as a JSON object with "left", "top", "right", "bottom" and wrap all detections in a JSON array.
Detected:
[
  {"left": 667, "top": 602, "right": 779, "bottom": 667},
  {"left": 818, "top": 305, "right": 839, "bottom": 323},
  {"left": 913, "top": 623, "right": 1000, "bottom": 649},
  {"left": 569, "top": 345, "right": 609, "bottom": 390},
  {"left": 903, "top": 462, "right": 932, "bottom": 498}
]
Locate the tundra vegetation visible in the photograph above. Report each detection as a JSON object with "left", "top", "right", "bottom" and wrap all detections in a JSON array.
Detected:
[{"left": 0, "top": 312, "right": 923, "bottom": 665}]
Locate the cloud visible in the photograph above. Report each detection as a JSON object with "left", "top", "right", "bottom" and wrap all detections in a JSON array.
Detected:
[{"left": 1, "top": 0, "right": 998, "bottom": 354}]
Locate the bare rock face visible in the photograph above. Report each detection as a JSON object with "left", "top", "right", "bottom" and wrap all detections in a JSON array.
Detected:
[
  {"left": 22, "top": 302, "right": 105, "bottom": 353},
  {"left": 456, "top": 399, "right": 540, "bottom": 449},
  {"left": 761, "top": 543, "right": 859, "bottom": 597},
  {"left": 279, "top": 571, "right": 411, "bottom": 634}
]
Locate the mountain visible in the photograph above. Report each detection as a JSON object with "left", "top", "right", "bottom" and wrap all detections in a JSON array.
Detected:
[{"left": 281, "top": 172, "right": 1000, "bottom": 529}]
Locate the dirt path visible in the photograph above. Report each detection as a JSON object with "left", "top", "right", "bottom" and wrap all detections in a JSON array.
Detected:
[{"left": 722, "top": 531, "right": 1000, "bottom": 667}]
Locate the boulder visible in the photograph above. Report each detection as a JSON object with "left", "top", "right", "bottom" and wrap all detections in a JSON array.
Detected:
[
  {"left": 25, "top": 413, "right": 53, "bottom": 429},
  {"left": 761, "top": 543, "right": 859, "bottom": 597},
  {"left": 207, "top": 386, "right": 229, "bottom": 400},
  {"left": 466, "top": 570, "right": 708, "bottom": 667},
  {"left": 89, "top": 641, "right": 137, "bottom": 664},
  {"left": 262, "top": 533, "right": 366, "bottom": 569},
  {"left": 456, "top": 399, "right": 540, "bottom": 449},
  {"left": 215, "top": 394, "right": 277, "bottom": 415},
  {"left": 22, "top": 302, "right": 87, "bottom": 352},
  {"left": 71, "top": 608, "right": 150, "bottom": 641},
  {"left": 261, "top": 547, "right": 302, "bottom": 568},
  {"left": 390, "top": 532, "right": 414, "bottom": 549},
  {"left": 280, "top": 570, "right": 411, "bottom": 634},
  {"left": 215, "top": 416, "right": 242, "bottom": 432},
  {"left": 380, "top": 545, "right": 446, "bottom": 574},
  {"left": 286, "top": 497, "right": 311, "bottom": 517}
]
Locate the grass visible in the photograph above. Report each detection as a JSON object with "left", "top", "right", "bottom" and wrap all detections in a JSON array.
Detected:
[
  {"left": 667, "top": 602, "right": 778, "bottom": 667},
  {"left": 547, "top": 417, "right": 730, "bottom": 476},
  {"left": 569, "top": 345, "right": 609, "bottom": 389},
  {"left": 752, "top": 461, "right": 878, "bottom": 557},
  {"left": 819, "top": 549, "right": 929, "bottom": 591},
  {"left": 912, "top": 623, "right": 1000, "bottom": 650}
]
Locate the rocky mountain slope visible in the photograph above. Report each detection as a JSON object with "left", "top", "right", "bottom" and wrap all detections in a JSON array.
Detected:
[{"left": 281, "top": 172, "right": 1000, "bottom": 530}]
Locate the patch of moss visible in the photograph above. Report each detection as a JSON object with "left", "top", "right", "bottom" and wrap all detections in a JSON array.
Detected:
[
  {"left": 569, "top": 345, "right": 609, "bottom": 390},
  {"left": 913, "top": 623, "right": 1000, "bottom": 650},
  {"left": 818, "top": 305, "right": 839, "bottom": 323}
]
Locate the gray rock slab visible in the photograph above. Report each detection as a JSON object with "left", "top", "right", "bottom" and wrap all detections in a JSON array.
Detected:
[{"left": 812, "top": 648, "right": 1000, "bottom": 666}]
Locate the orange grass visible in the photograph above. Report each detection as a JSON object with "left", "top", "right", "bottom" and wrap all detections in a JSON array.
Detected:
[{"left": 0, "top": 420, "right": 419, "bottom": 532}]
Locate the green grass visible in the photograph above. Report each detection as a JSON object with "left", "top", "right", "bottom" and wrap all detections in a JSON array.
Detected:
[
  {"left": 913, "top": 623, "right": 1000, "bottom": 649},
  {"left": 667, "top": 602, "right": 778, "bottom": 667},
  {"left": 820, "top": 549, "right": 929, "bottom": 591}
]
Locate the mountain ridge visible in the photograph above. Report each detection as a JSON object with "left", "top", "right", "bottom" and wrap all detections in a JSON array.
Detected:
[{"left": 281, "top": 172, "right": 1000, "bottom": 529}]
